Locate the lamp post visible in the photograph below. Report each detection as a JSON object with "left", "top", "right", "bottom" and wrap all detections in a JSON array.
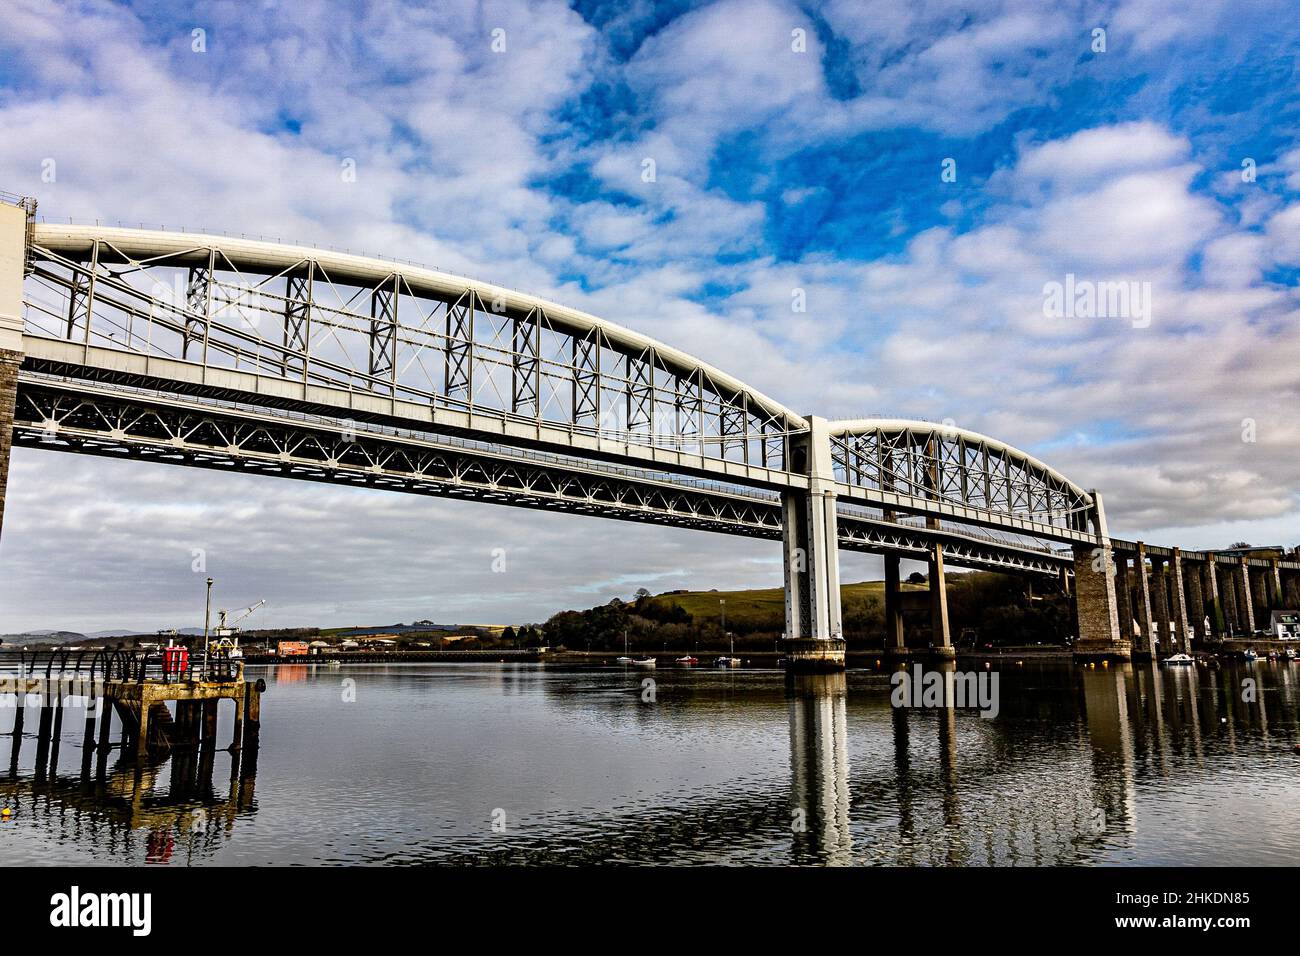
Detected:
[{"left": 203, "top": 577, "right": 213, "bottom": 658}]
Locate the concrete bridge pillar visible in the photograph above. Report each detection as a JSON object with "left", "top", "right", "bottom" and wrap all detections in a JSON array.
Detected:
[
  {"left": 1186, "top": 558, "right": 1207, "bottom": 646},
  {"left": 1114, "top": 554, "right": 1135, "bottom": 645},
  {"left": 1250, "top": 564, "right": 1268, "bottom": 623},
  {"left": 1150, "top": 556, "right": 1170, "bottom": 655},
  {"left": 1268, "top": 560, "right": 1282, "bottom": 610},
  {"left": 1072, "top": 492, "right": 1129, "bottom": 662},
  {"left": 928, "top": 543, "right": 953, "bottom": 659},
  {"left": 1169, "top": 548, "right": 1190, "bottom": 654},
  {"left": 0, "top": 200, "right": 30, "bottom": 546},
  {"left": 1236, "top": 557, "right": 1255, "bottom": 636},
  {"left": 1221, "top": 560, "right": 1240, "bottom": 636},
  {"left": 1204, "top": 557, "right": 1222, "bottom": 637},
  {"left": 782, "top": 416, "right": 844, "bottom": 671},
  {"left": 883, "top": 554, "right": 905, "bottom": 655},
  {"left": 1134, "top": 542, "right": 1157, "bottom": 660}
]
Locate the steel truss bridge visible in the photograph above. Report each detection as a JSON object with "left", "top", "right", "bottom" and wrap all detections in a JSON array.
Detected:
[{"left": 2, "top": 210, "right": 1295, "bottom": 661}]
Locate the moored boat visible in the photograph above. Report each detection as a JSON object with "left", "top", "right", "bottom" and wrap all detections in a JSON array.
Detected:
[
  {"left": 675, "top": 656, "right": 698, "bottom": 665},
  {"left": 1162, "top": 653, "right": 1195, "bottom": 665},
  {"left": 632, "top": 657, "right": 656, "bottom": 667},
  {"left": 714, "top": 656, "right": 741, "bottom": 667}
]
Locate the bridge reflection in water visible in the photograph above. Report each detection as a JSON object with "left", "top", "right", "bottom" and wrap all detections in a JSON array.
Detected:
[
  {"left": 786, "top": 660, "right": 1299, "bottom": 866},
  {"left": 787, "top": 673, "right": 852, "bottom": 864}
]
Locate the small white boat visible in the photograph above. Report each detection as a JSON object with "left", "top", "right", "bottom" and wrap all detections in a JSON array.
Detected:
[
  {"left": 714, "top": 656, "right": 741, "bottom": 667},
  {"left": 1162, "top": 653, "right": 1195, "bottom": 665},
  {"left": 615, "top": 656, "right": 634, "bottom": 664},
  {"left": 632, "top": 657, "right": 656, "bottom": 667},
  {"left": 1243, "top": 648, "right": 1258, "bottom": 661},
  {"left": 1284, "top": 648, "right": 1297, "bottom": 661}
]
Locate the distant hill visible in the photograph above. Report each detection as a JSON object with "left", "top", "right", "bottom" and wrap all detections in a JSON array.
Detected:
[
  {"left": 643, "top": 580, "right": 918, "bottom": 629},
  {"left": 0, "top": 630, "right": 86, "bottom": 646},
  {"left": 0, "top": 626, "right": 198, "bottom": 647}
]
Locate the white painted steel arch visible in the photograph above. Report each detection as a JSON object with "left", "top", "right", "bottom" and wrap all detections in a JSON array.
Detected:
[
  {"left": 827, "top": 418, "right": 1092, "bottom": 503},
  {"left": 32, "top": 225, "right": 805, "bottom": 429}
]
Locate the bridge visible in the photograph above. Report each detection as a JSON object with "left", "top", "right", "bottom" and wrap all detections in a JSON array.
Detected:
[{"left": 1, "top": 195, "right": 1297, "bottom": 667}]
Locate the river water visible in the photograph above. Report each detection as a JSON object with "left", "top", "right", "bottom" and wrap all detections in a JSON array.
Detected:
[{"left": 1, "top": 660, "right": 1298, "bottom": 865}]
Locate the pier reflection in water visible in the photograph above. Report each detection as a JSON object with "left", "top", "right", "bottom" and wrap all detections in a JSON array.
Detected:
[
  {"left": 787, "top": 673, "right": 851, "bottom": 864},
  {"left": 1, "top": 660, "right": 1297, "bottom": 865},
  {"left": 1, "top": 678, "right": 261, "bottom": 865},
  {"left": 1, "top": 749, "right": 258, "bottom": 864}
]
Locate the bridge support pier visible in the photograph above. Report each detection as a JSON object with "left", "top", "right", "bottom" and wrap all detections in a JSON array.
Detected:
[
  {"left": 1072, "top": 493, "right": 1130, "bottom": 663},
  {"left": 1187, "top": 558, "right": 1207, "bottom": 647},
  {"left": 928, "top": 543, "right": 953, "bottom": 659},
  {"left": 0, "top": 200, "right": 30, "bottom": 547},
  {"left": 781, "top": 417, "right": 845, "bottom": 672},
  {"left": 1114, "top": 554, "right": 1136, "bottom": 646},
  {"left": 1150, "top": 556, "right": 1170, "bottom": 656},
  {"left": 1133, "top": 543, "right": 1157, "bottom": 660},
  {"left": 1250, "top": 564, "right": 1268, "bottom": 627},
  {"left": 1169, "top": 548, "right": 1190, "bottom": 654},
  {"left": 1235, "top": 557, "right": 1255, "bottom": 636},
  {"left": 883, "top": 554, "right": 906, "bottom": 657},
  {"left": 1205, "top": 556, "right": 1223, "bottom": 638}
]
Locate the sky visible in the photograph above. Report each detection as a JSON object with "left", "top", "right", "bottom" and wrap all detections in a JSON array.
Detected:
[{"left": 1, "top": 0, "right": 1299, "bottom": 633}]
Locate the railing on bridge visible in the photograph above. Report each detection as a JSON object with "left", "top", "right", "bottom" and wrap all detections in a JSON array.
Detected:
[{"left": 0, "top": 646, "right": 241, "bottom": 685}]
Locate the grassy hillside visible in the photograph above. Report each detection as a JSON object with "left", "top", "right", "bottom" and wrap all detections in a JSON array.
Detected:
[
  {"left": 645, "top": 580, "right": 924, "bottom": 628},
  {"left": 545, "top": 569, "right": 1072, "bottom": 651}
]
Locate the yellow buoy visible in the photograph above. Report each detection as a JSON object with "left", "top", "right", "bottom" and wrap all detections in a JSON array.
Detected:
[{"left": 1, "top": 808, "right": 11, "bottom": 818}]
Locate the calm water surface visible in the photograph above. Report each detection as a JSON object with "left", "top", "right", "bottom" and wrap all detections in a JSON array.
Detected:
[{"left": 2, "top": 660, "right": 1298, "bottom": 865}]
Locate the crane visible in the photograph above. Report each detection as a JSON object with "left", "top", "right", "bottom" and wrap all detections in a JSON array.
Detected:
[{"left": 214, "top": 599, "right": 265, "bottom": 638}]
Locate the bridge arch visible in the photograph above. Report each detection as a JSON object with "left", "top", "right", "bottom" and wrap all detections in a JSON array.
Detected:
[
  {"left": 825, "top": 418, "right": 1097, "bottom": 537},
  {"left": 21, "top": 224, "right": 805, "bottom": 482}
]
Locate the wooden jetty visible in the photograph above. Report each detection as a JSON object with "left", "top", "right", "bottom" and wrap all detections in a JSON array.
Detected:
[{"left": 1, "top": 648, "right": 264, "bottom": 776}]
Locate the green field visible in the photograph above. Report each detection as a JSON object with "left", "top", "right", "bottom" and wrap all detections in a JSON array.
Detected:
[{"left": 644, "top": 580, "right": 924, "bottom": 627}]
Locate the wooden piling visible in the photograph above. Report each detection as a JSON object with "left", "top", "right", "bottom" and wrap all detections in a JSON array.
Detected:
[
  {"left": 8, "top": 692, "right": 24, "bottom": 775},
  {"left": 34, "top": 696, "right": 54, "bottom": 775},
  {"left": 80, "top": 694, "right": 98, "bottom": 779},
  {"left": 48, "top": 681, "right": 66, "bottom": 775},
  {"left": 230, "top": 692, "right": 244, "bottom": 752},
  {"left": 95, "top": 698, "right": 112, "bottom": 778},
  {"left": 135, "top": 698, "right": 150, "bottom": 760},
  {"left": 242, "top": 680, "right": 262, "bottom": 750}
]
